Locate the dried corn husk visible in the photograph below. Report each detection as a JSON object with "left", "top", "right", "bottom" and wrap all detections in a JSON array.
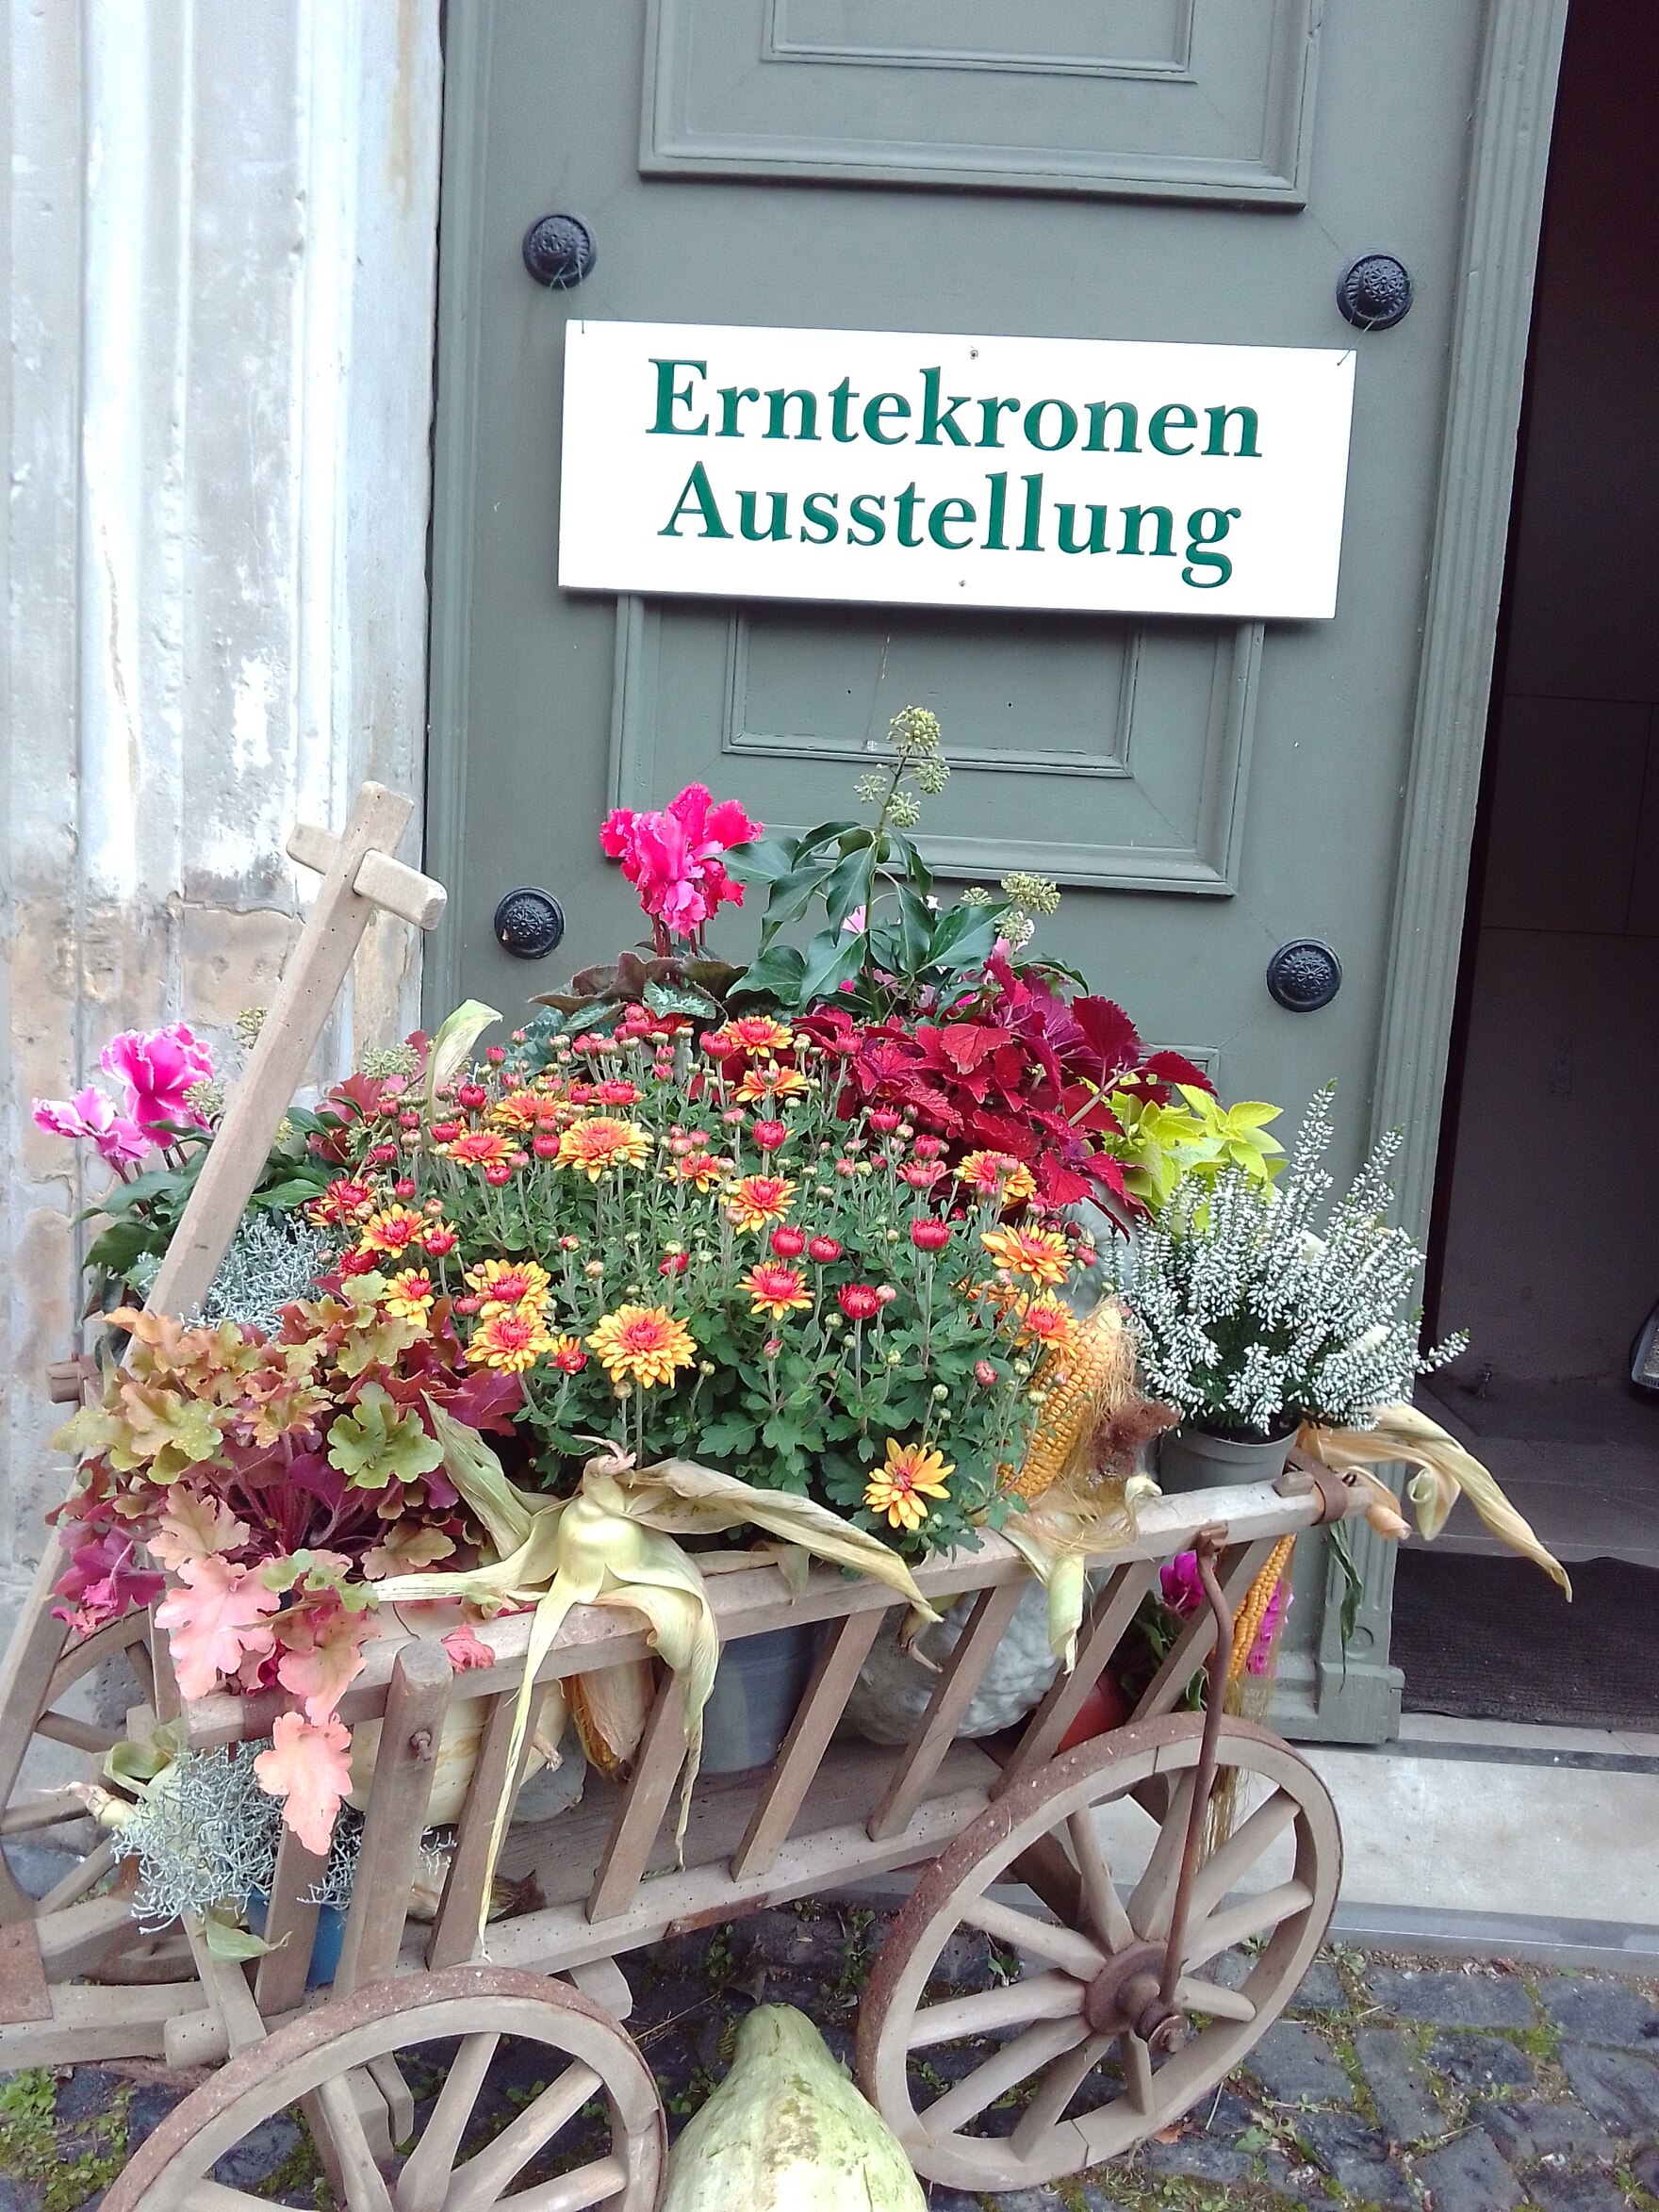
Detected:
[{"left": 567, "top": 1659, "right": 655, "bottom": 1781}]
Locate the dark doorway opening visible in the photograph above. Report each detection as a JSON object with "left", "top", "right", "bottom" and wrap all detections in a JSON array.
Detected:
[{"left": 1411, "top": 0, "right": 1659, "bottom": 1722}]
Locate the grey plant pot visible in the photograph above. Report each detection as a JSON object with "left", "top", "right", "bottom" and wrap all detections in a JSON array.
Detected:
[
  {"left": 699, "top": 1622, "right": 820, "bottom": 1775},
  {"left": 1158, "top": 1424, "right": 1295, "bottom": 1494}
]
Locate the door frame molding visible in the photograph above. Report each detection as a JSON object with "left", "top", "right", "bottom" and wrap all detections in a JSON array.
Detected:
[{"left": 422, "top": 0, "right": 1570, "bottom": 1742}]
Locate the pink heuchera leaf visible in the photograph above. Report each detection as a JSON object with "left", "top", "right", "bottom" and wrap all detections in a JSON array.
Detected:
[
  {"left": 254, "top": 1712, "right": 353, "bottom": 1855},
  {"left": 275, "top": 1605, "right": 374, "bottom": 1724},
  {"left": 441, "top": 1624, "right": 496, "bottom": 1672},
  {"left": 51, "top": 1532, "right": 163, "bottom": 1639},
  {"left": 149, "top": 1487, "right": 252, "bottom": 1571},
  {"left": 154, "top": 1555, "right": 280, "bottom": 1699}
]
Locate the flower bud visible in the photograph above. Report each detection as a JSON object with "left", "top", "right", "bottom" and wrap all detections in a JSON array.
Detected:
[
  {"left": 485, "top": 1045, "right": 507, "bottom": 1064},
  {"left": 974, "top": 1359, "right": 997, "bottom": 1387},
  {"left": 911, "top": 1218, "right": 951, "bottom": 1252},
  {"left": 484, "top": 1161, "right": 513, "bottom": 1187},
  {"left": 808, "top": 1236, "right": 842, "bottom": 1264},
  {"left": 393, "top": 1177, "right": 417, "bottom": 1200},
  {"left": 753, "top": 1119, "right": 789, "bottom": 1153},
  {"left": 770, "top": 1225, "right": 807, "bottom": 1259},
  {"left": 534, "top": 1131, "right": 560, "bottom": 1158},
  {"left": 458, "top": 1084, "right": 487, "bottom": 1112}
]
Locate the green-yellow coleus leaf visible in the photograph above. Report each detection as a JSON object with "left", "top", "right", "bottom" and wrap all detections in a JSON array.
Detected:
[{"left": 326, "top": 1383, "right": 445, "bottom": 1491}]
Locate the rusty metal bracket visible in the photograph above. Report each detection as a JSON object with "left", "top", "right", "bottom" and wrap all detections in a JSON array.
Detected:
[
  {"left": 1276, "top": 1456, "right": 1354, "bottom": 1524},
  {"left": 1154, "top": 1532, "right": 1238, "bottom": 2034}
]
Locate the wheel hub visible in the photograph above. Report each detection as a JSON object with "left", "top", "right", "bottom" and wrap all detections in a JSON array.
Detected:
[{"left": 1083, "top": 1941, "right": 1189, "bottom": 2052}]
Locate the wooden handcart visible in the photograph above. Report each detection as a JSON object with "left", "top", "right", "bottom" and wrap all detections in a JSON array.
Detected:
[{"left": 0, "top": 787, "right": 1374, "bottom": 2208}]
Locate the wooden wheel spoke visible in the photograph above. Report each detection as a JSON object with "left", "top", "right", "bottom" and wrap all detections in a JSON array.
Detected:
[
  {"left": 920, "top": 2018, "right": 1088, "bottom": 2138},
  {"left": 1186, "top": 1788, "right": 1297, "bottom": 1924},
  {"left": 1065, "top": 1811, "right": 1136, "bottom": 1955},
  {"left": 1010, "top": 2032, "right": 1114, "bottom": 2155},
  {"left": 503, "top": 2158, "right": 630, "bottom": 2212},
  {"left": 1182, "top": 1878, "right": 1314, "bottom": 1971},
  {"left": 35, "top": 1712, "right": 118, "bottom": 1756},
  {"left": 907, "top": 1971, "right": 1082, "bottom": 2052},
  {"left": 1, "top": 1786, "right": 97, "bottom": 1837},
  {"left": 313, "top": 2075, "right": 396, "bottom": 2212},
  {"left": 1120, "top": 2030, "right": 1155, "bottom": 2113},
  {"left": 39, "top": 1836, "right": 116, "bottom": 1914},
  {"left": 1125, "top": 1772, "right": 1195, "bottom": 1941},
  {"left": 959, "top": 1892, "right": 1105, "bottom": 1982},
  {"left": 1174, "top": 1975, "right": 1257, "bottom": 2024},
  {"left": 396, "top": 2035, "right": 500, "bottom": 2212},
  {"left": 185, "top": 2184, "right": 287, "bottom": 2212},
  {"left": 442, "top": 2063, "right": 602, "bottom": 2212}
]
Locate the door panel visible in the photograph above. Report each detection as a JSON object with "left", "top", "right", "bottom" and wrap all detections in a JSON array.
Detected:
[
  {"left": 434, "top": 0, "right": 1483, "bottom": 1141},
  {"left": 645, "top": 0, "right": 1320, "bottom": 202}
]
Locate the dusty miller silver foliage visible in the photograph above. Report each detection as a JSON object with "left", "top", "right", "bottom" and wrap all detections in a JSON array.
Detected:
[
  {"left": 110, "top": 1744, "right": 363, "bottom": 1926},
  {"left": 193, "top": 1212, "right": 332, "bottom": 1333},
  {"left": 1102, "top": 1085, "right": 1466, "bottom": 1438}
]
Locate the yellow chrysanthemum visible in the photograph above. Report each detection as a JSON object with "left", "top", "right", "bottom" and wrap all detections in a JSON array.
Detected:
[
  {"left": 735, "top": 1062, "right": 811, "bottom": 1103},
  {"left": 980, "top": 1224, "right": 1072, "bottom": 1287},
  {"left": 466, "top": 1308, "right": 555, "bottom": 1373},
  {"left": 556, "top": 1116, "right": 651, "bottom": 1180},
  {"left": 487, "top": 1091, "right": 544, "bottom": 1132},
  {"left": 381, "top": 1268, "right": 435, "bottom": 1324},
  {"left": 588, "top": 1303, "right": 698, "bottom": 1389},
  {"left": 359, "top": 1204, "right": 428, "bottom": 1256},
  {"left": 464, "top": 1257, "right": 552, "bottom": 1314},
  {"left": 864, "top": 1438, "right": 954, "bottom": 1532},
  {"left": 708, "top": 1016, "right": 795, "bottom": 1056},
  {"left": 1011, "top": 1291, "right": 1076, "bottom": 1348},
  {"left": 739, "top": 1262, "right": 812, "bottom": 1319}
]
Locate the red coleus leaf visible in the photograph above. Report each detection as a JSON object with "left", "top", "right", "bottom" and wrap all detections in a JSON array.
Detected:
[
  {"left": 1064, "top": 996, "right": 1144, "bottom": 1083},
  {"left": 1140, "top": 1048, "right": 1216, "bottom": 1097}
]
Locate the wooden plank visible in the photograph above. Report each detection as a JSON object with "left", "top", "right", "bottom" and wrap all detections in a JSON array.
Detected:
[
  {"left": 867, "top": 1581, "right": 1027, "bottom": 1844},
  {"left": 253, "top": 1825, "right": 329, "bottom": 2016},
  {"left": 148, "top": 1597, "right": 182, "bottom": 1724},
  {"left": 731, "top": 1609, "right": 885, "bottom": 1881},
  {"left": 333, "top": 1641, "right": 452, "bottom": 1996},
  {"left": 586, "top": 1673, "right": 688, "bottom": 1924},
  {"left": 1130, "top": 1540, "right": 1274, "bottom": 1723},
  {"left": 0, "top": 1980, "right": 204, "bottom": 2070},
  {"left": 145, "top": 781, "right": 418, "bottom": 1319},
  {"left": 994, "top": 1560, "right": 1159, "bottom": 1797},
  {"left": 35, "top": 1892, "right": 140, "bottom": 1979},
  {"left": 183, "top": 1915, "right": 265, "bottom": 2056},
  {"left": 179, "top": 1483, "right": 1330, "bottom": 1749},
  {"left": 487, "top": 1756, "right": 997, "bottom": 1980},
  {"left": 0, "top": 1539, "right": 74, "bottom": 1922},
  {"left": 426, "top": 1685, "right": 534, "bottom": 1971},
  {"left": 0, "top": 1923, "right": 52, "bottom": 2024}
]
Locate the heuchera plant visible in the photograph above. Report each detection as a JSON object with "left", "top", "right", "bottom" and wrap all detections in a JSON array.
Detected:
[{"left": 50, "top": 1286, "right": 521, "bottom": 1848}]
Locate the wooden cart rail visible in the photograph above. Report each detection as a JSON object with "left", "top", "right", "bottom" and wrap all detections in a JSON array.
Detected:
[{"left": 176, "top": 1466, "right": 1351, "bottom": 1749}]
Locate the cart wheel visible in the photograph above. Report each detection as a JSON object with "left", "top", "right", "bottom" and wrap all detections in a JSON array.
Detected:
[
  {"left": 103, "top": 1966, "right": 665, "bottom": 2212},
  {"left": 857, "top": 1713, "right": 1340, "bottom": 2193},
  {"left": 0, "top": 1609, "right": 182, "bottom": 1977}
]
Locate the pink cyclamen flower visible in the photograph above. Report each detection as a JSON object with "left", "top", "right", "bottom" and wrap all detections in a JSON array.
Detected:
[
  {"left": 1158, "top": 1551, "right": 1205, "bottom": 1617},
  {"left": 100, "top": 1023, "right": 215, "bottom": 1134},
  {"left": 32, "top": 1086, "right": 151, "bottom": 1170},
  {"left": 600, "top": 784, "right": 761, "bottom": 938}
]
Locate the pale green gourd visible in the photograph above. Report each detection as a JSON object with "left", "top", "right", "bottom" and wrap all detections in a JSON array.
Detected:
[{"left": 660, "top": 2005, "right": 925, "bottom": 2212}]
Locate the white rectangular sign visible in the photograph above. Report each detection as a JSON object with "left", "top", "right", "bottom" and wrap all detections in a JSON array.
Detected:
[{"left": 559, "top": 320, "right": 1355, "bottom": 620}]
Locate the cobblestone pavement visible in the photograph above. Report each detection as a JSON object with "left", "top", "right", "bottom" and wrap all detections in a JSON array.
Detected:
[{"left": 1, "top": 1913, "right": 1655, "bottom": 2209}]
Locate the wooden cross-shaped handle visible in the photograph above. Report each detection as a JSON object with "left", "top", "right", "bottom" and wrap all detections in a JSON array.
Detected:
[{"left": 143, "top": 782, "right": 447, "bottom": 1322}]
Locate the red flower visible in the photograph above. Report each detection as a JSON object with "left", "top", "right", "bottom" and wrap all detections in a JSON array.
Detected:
[
  {"left": 910, "top": 1218, "right": 951, "bottom": 1252},
  {"left": 770, "top": 1225, "right": 807, "bottom": 1259},
  {"left": 838, "top": 1285, "right": 879, "bottom": 1321},
  {"left": 600, "top": 784, "right": 762, "bottom": 938},
  {"left": 752, "top": 1119, "right": 789, "bottom": 1153},
  {"left": 393, "top": 1177, "right": 417, "bottom": 1199},
  {"left": 868, "top": 1107, "right": 901, "bottom": 1134},
  {"left": 430, "top": 1120, "right": 463, "bottom": 1144},
  {"left": 902, "top": 1161, "right": 946, "bottom": 1189},
  {"left": 808, "top": 1236, "right": 842, "bottom": 1264},
  {"left": 484, "top": 1161, "right": 513, "bottom": 1187},
  {"left": 458, "top": 1083, "right": 487, "bottom": 1112},
  {"left": 660, "top": 1251, "right": 690, "bottom": 1275},
  {"left": 912, "top": 1135, "right": 944, "bottom": 1160},
  {"left": 533, "top": 1131, "right": 560, "bottom": 1158},
  {"left": 975, "top": 1360, "right": 998, "bottom": 1386},
  {"left": 423, "top": 1225, "right": 458, "bottom": 1257}
]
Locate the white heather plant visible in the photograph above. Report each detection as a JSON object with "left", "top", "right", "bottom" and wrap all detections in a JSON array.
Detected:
[{"left": 1103, "top": 1085, "right": 1465, "bottom": 1441}]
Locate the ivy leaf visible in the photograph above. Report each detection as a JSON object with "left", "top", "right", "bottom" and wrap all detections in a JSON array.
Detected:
[
  {"left": 797, "top": 927, "right": 864, "bottom": 1005},
  {"left": 731, "top": 942, "right": 807, "bottom": 1003},
  {"left": 722, "top": 834, "right": 799, "bottom": 887},
  {"left": 326, "top": 1383, "right": 445, "bottom": 1490}
]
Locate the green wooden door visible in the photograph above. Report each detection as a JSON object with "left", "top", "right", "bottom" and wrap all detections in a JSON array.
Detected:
[{"left": 428, "top": 0, "right": 1556, "bottom": 1738}]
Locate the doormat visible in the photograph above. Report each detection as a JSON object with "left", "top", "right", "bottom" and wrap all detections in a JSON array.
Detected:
[{"left": 1391, "top": 1549, "right": 1659, "bottom": 1730}]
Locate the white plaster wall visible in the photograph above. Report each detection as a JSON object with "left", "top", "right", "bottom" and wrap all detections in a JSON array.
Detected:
[{"left": 2, "top": 2, "right": 442, "bottom": 1620}]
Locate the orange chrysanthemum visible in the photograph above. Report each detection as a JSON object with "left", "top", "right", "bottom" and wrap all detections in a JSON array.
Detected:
[
  {"left": 487, "top": 1091, "right": 544, "bottom": 1132},
  {"left": 980, "top": 1224, "right": 1072, "bottom": 1286},
  {"left": 466, "top": 1307, "right": 555, "bottom": 1373},
  {"left": 709, "top": 1016, "right": 794, "bottom": 1056},
  {"left": 359, "top": 1204, "right": 428, "bottom": 1256},
  {"left": 556, "top": 1116, "right": 651, "bottom": 1180},
  {"left": 1012, "top": 1291, "right": 1076, "bottom": 1347},
  {"left": 548, "top": 1334, "right": 588, "bottom": 1375},
  {"left": 309, "top": 1177, "right": 375, "bottom": 1227},
  {"left": 676, "top": 1151, "right": 727, "bottom": 1192},
  {"left": 588, "top": 1304, "right": 698, "bottom": 1390},
  {"left": 955, "top": 1152, "right": 1038, "bottom": 1205},
  {"left": 724, "top": 1173, "right": 797, "bottom": 1233},
  {"left": 735, "top": 1062, "right": 810, "bottom": 1103},
  {"left": 864, "top": 1438, "right": 954, "bottom": 1532},
  {"left": 464, "top": 1257, "right": 552, "bottom": 1314},
  {"left": 444, "top": 1129, "right": 513, "bottom": 1169},
  {"left": 381, "top": 1268, "right": 435, "bottom": 1323},
  {"left": 739, "top": 1262, "right": 812, "bottom": 1319}
]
